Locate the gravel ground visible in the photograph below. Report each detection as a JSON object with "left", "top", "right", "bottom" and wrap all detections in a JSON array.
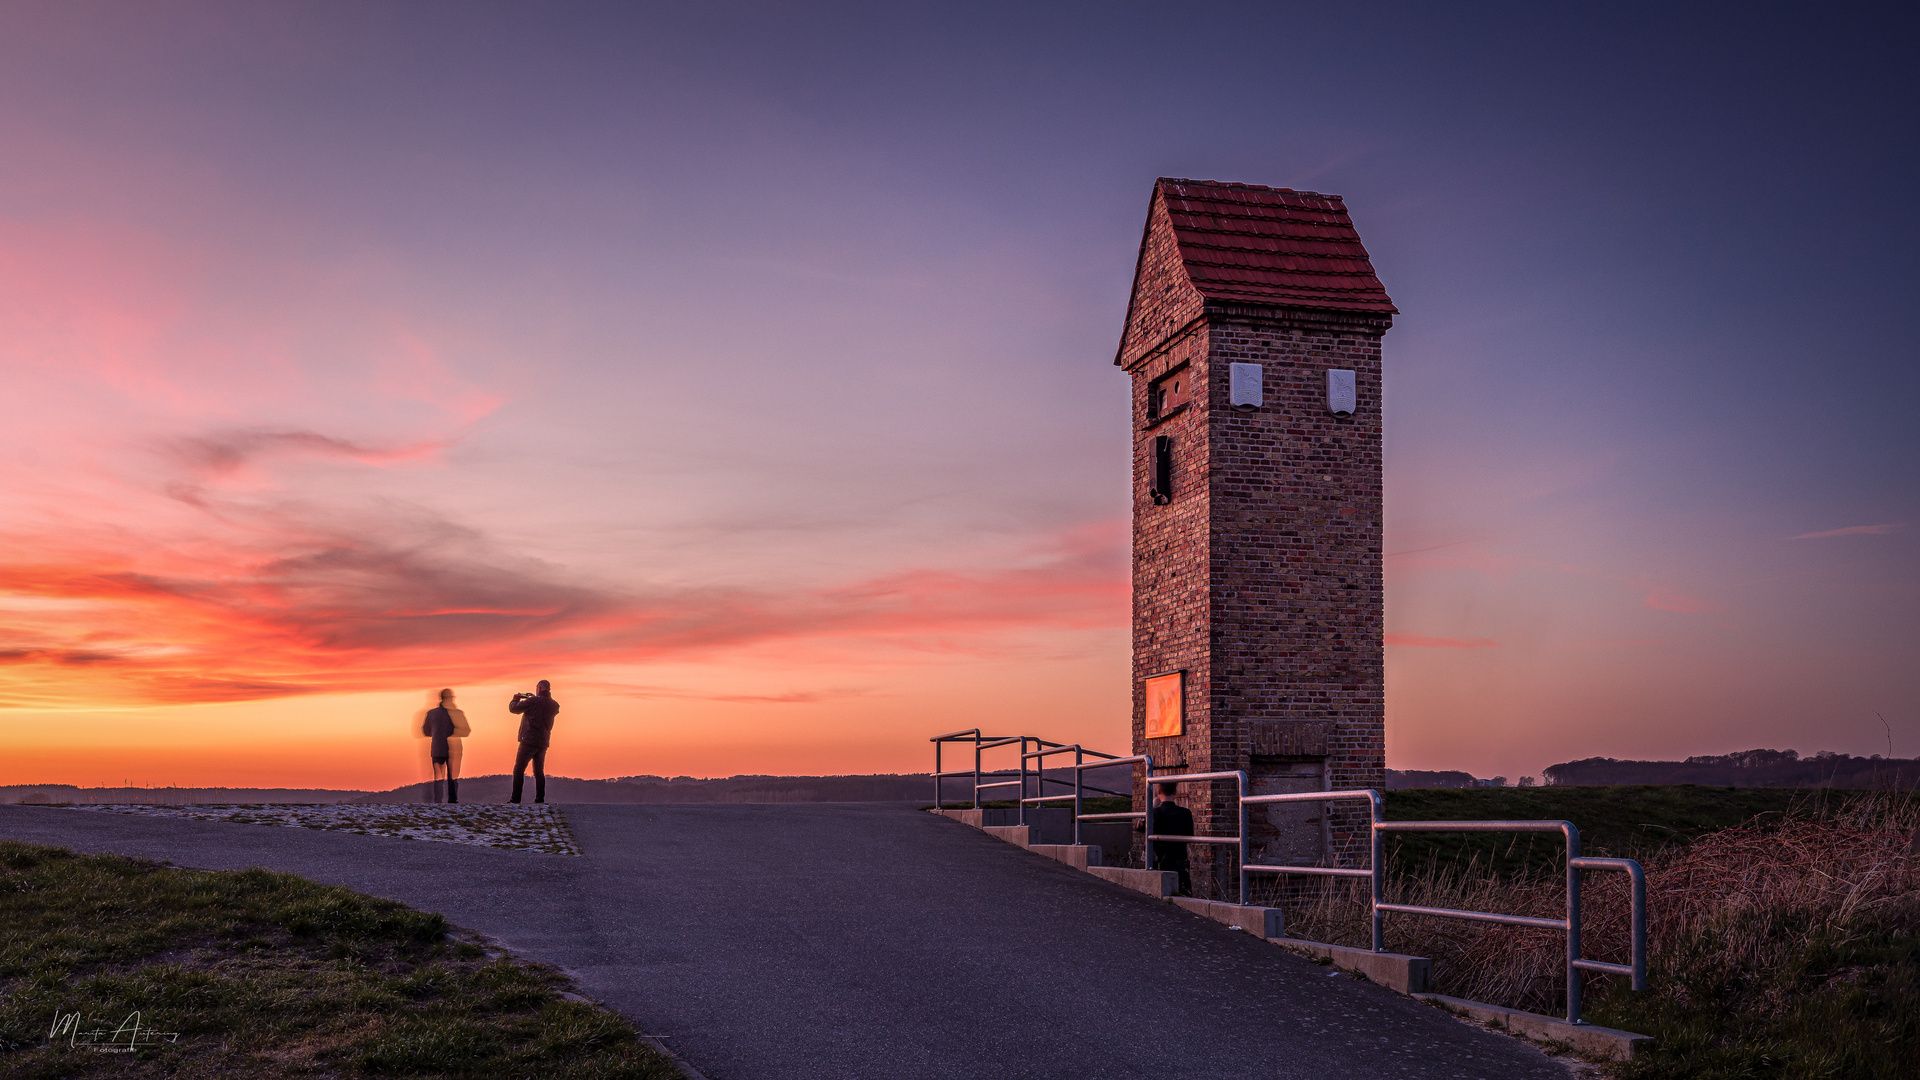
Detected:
[{"left": 64, "top": 803, "right": 582, "bottom": 855}]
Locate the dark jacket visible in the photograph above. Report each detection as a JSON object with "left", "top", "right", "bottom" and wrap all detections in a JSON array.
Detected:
[
  {"left": 509, "top": 692, "right": 559, "bottom": 748},
  {"left": 423, "top": 706, "right": 455, "bottom": 759},
  {"left": 1149, "top": 799, "right": 1194, "bottom": 868}
]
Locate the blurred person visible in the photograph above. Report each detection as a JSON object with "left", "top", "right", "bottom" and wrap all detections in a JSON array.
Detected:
[
  {"left": 508, "top": 680, "right": 559, "bottom": 804},
  {"left": 421, "top": 689, "right": 470, "bottom": 803},
  {"left": 1148, "top": 780, "right": 1194, "bottom": 896}
]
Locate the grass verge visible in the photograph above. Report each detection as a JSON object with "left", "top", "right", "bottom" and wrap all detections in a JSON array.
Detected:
[
  {"left": 1382, "top": 785, "right": 1823, "bottom": 879},
  {"left": 1587, "top": 792, "right": 1919, "bottom": 1079},
  {"left": 0, "top": 842, "right": 681, "bottom": 1078},
  {"left": 1283, "top": 790, "right": 1919, "bottom": 1079}
]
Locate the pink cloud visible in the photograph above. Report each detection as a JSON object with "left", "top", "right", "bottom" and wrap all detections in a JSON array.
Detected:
[
  {"left": 168, "top": 430, "right": 457, "bottom": 479},
  {"left": 1385, "top": 538, "right": 1529, "bottom": 580},
  {"left": 374, "top": 332, "right": 506, "bottom": 427},
  {"left": 1384, "top": 634, "right": 1498, "bottom": 648},
  {"left": 1789, "top": 523, "right": 1905, "bottom": 540},
  {"left": 0, "top": 217, "right": 505, "bottom": 438},
  {"left": 1643, "top": 584, "right": 1714, "bottom": 613}
]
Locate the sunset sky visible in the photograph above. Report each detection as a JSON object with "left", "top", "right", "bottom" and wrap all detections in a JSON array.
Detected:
[{"left": 1, "top": 2, "right": 1915, "bottom": 790}]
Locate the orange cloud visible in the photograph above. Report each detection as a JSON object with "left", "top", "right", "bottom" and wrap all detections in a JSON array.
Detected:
[
  {"left": 591, "top": 683, "right": 873, "bottom": 705},
  {"left": 0, "top": 503, "right": 1129, "bottom": 709}
]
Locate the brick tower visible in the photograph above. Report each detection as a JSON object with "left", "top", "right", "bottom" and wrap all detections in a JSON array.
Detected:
[{"left": 1118, "top": 178, "right": 1395, "bottom": 898}]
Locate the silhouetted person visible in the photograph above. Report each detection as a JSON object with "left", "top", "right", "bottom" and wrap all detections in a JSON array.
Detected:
[
  {"left": 422, "top": 689, "right": 469, "bottom": 803},
  {"left": 1149, "top": 781, "right": 1194, "bottom": 896},
  {"left": 508, "top": 680, "right": 559, "bottom": 804}
]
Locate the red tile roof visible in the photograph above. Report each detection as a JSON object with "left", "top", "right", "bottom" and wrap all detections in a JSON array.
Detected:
[{"left": 1154, "top": 178, "right": 1396, "bottom": 316}]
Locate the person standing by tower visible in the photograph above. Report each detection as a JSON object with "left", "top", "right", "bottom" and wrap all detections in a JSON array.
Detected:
[
  {"left": 508, "top": 680, "right": 559, "bottom": 804},
  {"left": 1149, "top": 781, "right": 1194, "bottom": 897}
]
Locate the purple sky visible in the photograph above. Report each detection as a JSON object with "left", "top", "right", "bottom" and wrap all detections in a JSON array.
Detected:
[{"left": 0, "top": 2, "right": 1913, "bottom": 787}]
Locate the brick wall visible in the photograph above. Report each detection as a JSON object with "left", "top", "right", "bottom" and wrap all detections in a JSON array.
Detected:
[
  {"left": 1124, "top": 191, "right": 1216, "bottom": 856},
  {"left": 1205, "top": 312, "right": 1387, "bottom": 875}
]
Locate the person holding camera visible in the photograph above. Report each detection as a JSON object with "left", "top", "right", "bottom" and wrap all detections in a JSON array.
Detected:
[{"left": 507, "top": 680, "right": 559, "bottom": 804}]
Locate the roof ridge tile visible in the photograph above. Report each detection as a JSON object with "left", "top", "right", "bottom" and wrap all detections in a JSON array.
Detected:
[{"left": 1145, "top": 177, "right": 1394, "bottom": 316}]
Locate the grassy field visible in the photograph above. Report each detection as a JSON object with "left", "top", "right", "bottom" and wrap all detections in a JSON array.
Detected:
[
  {"left": 1273, "top": 788, "right": 1918, "bottom": 1080},
  {"left": 0, "top": 842, "right": 681, "bottom": 1079},
  {"left": 1380, "top": 784, "right": 1822, "bottom": 878}
]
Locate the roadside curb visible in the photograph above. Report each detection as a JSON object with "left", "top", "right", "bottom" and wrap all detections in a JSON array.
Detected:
[
  {"left": 1415, "top": 994, "right": 1651, "bottom": 1061},
  {"left": 1270, "top": 939, "right": 1431, "bottom": 994}
]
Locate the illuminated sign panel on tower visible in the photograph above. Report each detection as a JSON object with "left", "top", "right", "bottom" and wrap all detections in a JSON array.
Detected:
[{"left": 1144, "top": 671, "right": 1184, "bottom": 738}]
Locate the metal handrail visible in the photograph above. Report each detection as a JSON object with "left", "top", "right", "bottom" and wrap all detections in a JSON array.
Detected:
[
  {"left": 930, "top": 730, "right": 986, "bottom": 812},
  {"left": 1016, "top": 744, "right": 1142, "bottom": 841},
  {"left": 1372, "top": 818, "right": 1646, "bottom": 1021},
  {"left": 1019, "top": 744, "right": 1130, "bottom": 799},
  {"left": 932, "top": 734, "right": 1133, "bottom": 816},
  {"left": 1141, "top": 769, "right": 1250, "bottom": 904},
  {"left": 930, "top": 730, "right": 1648, "bottom": 1024},
  {"left": 1569, "top": 857, "right": 1648, "bottom": 989},
  {"left": 931, "top": 730, "right": 1032, "bottom": 813},
  {"left": 1242, "top": 789, "right": 1388, "bottom": 949},
  {"left": 1071, "top": 754, "right": 1151, "bottom": 840}
]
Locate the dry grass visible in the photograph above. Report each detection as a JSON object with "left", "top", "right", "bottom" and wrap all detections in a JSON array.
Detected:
[
  {"left": 1282, "top": 791, "right": 1920, "bottom": 1077},
  {"left": 1628, "top": 793, "right": 1919, "bottom": 987}
]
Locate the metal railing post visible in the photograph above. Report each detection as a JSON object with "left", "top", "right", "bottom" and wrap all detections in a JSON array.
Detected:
[
  {"left": 1569, "top": 856, "right": 1648, "bottom": 1001},
  {"left": 1370, "top": 792, "right": 1385, "bottom": 953},
  {"left": 973, "top": 732, "right": 982, "bottom": 810},
  {"left": 1237, "top": 772, "right": 1250, "bottom": 906},
  {"left": 1073, "top": 746, "right": 1083, "bottom": 846},
  {"left": 1017, "top": 737, "right": 1030, "bottom": 827},
  {"left": 1565, "top": 822, "right": 1583, "bottom": 1024},
  {"left": 1630, "top": 863, "right": 1647, "bottom": 991},
  {"left": 933, "top": 739, "right": 942, "bottom": 810},
  {"left": 1142, "top": 760, "right": 1154, "bottom": 871}
]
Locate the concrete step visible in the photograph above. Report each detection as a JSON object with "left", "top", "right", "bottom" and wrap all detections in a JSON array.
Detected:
[
  {"left": 1087, "top": 864, "right": 1179, "bottom": 897},
  {"left": 1413, "top": 994, "right": 1652, "bottom": 1061},
  {"left": 1270, "top": 939, "right": 1432, "bottom": 994}
]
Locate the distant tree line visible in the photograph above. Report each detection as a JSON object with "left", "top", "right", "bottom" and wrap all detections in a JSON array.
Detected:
[
  {"left": 1386, "top": 770, "right": 1534, "bottom": 790},
  {"left": 1541, "top": 749, "right": 1919, "bottom": 788},
  {"left": 605, "top": 773, "right": 937, "bottom": 802},
  {"left": 1, "top": 785, "right": 361, "bottom": 805}
]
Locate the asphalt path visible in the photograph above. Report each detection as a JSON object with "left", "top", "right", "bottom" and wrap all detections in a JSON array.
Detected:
[{"left": 0, "top": 803, "right": 1573, "bottom": 1079}]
